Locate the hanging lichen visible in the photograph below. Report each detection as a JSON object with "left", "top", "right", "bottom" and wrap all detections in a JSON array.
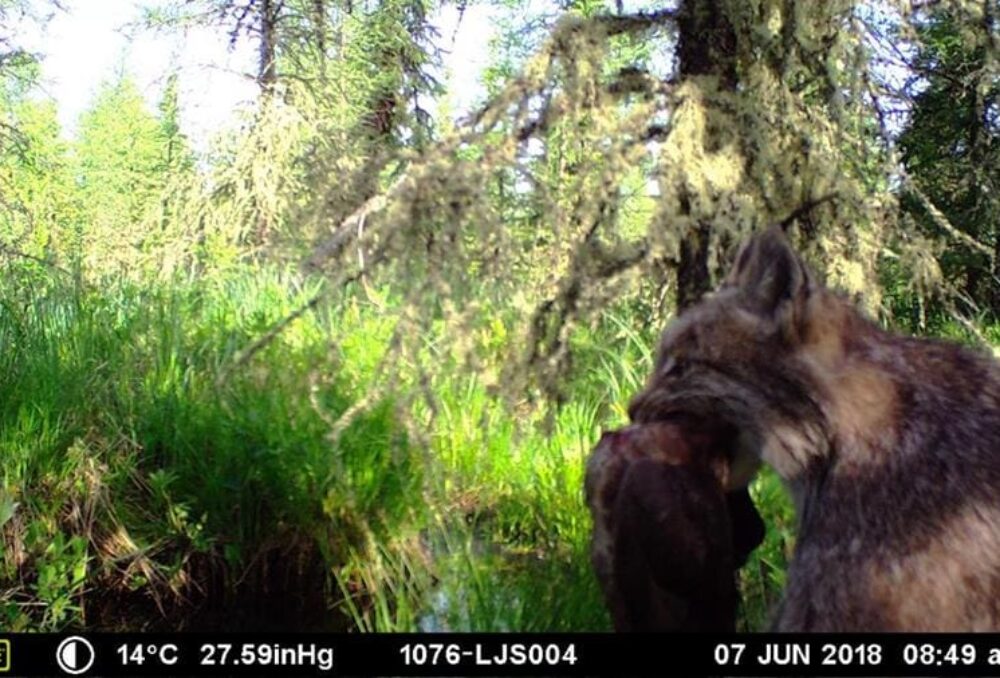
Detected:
[{"left": 233, "top": 0, "right": 998, "bottom": 418}]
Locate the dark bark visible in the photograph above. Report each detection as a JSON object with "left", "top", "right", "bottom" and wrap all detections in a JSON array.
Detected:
[
  {"left": 251, "top": 0, "right": 280, "bottom": 246},
  {"left": 677, "top": 220, "right": 713, "bottom": 311},
  {"left": 311, "top": 0, "right": 328, "bottom": 82},
  {"left": 676, "top": 0, "right": 738, "bottom": 85},
  {"left": 258, "top": 0, "right": 278, "bottom": 96},
  {"left": 673, "top": 0, "right": 738, "bottom": 311}
]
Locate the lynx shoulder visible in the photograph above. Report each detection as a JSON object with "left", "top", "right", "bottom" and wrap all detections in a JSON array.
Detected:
[{"left": 629, "top": 226, "right": 1000, "bottom": 631}]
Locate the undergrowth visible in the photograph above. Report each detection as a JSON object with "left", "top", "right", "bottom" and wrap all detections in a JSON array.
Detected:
[{"left": 0, "top": 261, "right": 792, "bottom": 632}]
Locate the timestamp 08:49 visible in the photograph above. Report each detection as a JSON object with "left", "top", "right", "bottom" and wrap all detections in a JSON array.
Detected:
[{"left": 713, "top": 639, "right": 995, "bottom": 674}]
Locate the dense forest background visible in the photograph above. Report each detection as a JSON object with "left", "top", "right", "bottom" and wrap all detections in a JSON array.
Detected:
[{"left": 0, "top": 0, "right": 997, "bottom": 631}]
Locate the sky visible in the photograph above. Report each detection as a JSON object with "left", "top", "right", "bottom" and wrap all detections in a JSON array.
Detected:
[{"left": 19, "top": 0, "right": 498, "bottom": 151}]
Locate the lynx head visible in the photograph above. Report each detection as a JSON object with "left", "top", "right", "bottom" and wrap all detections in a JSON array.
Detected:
[{"left": 629, "top": 226, "right": 843, "bottom": 486}]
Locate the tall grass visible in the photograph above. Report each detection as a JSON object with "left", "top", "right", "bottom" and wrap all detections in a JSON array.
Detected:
[
  {"left": 1, "top": 261, "right": 791, "bottom": 632},
  {"left": 0, "top": 264, "right": 416, "bottom": 629}
]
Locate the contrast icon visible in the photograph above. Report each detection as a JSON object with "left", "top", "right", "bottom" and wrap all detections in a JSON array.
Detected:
[{"left": 56, "top": 636, "right": 94, "bottom": 675}]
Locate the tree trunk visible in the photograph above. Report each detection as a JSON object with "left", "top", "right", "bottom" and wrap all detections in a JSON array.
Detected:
[
  {"left": 673, "top": 0, "right": 737, "bottom": 311},
  {"left": 249, "top": 0, "right": 280, "bottom": 247},
  {"left": 313, "top": 0, "right": 328, "bottom": 83},
  {"left": 677, "top": 220, "right": 713, "bottom": 311},
  {"left": 676, "top": 0, "right": 737, "bottom": 86},
  {"left": 258, "top": 0, "right": 278, "bottom": 96}
]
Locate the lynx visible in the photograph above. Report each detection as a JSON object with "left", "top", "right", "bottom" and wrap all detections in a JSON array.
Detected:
[
  {"left": 585, "top": 418, "right": 764, "bottom": 631},
  {"left": 628, "top": 226, "right": 1000, "bottom": 631}
]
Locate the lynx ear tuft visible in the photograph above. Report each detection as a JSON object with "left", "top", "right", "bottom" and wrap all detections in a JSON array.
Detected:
[{"left": 726, "top": 226, "right": 812, "bottom": 323}]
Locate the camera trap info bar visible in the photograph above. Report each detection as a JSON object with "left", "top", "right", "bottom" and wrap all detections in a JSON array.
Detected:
[{"left": 5, "top": 633, "right": 1000, "bottom": 676}]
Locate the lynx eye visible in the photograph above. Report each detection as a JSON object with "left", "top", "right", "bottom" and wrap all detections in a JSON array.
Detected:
[{"left": 660, "top": 356, "right": 688, "bottom": 378}]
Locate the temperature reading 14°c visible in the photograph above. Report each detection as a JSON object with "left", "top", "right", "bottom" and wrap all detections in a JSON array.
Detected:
[{"left": 117, "top": 643, "right": 179, "bottom": 666}]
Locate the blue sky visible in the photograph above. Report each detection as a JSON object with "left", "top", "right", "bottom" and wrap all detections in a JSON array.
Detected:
[{"left": 21, "top": 0, "right": 497, "bottom": 150}]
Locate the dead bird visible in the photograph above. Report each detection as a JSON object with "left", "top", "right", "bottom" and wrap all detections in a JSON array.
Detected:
[{"left": 585, "top": 418, "right": 765, "bottom": 631}]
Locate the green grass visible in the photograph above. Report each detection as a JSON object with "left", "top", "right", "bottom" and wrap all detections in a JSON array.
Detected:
[
  {"left": 0, "top": 261, "right": 790, "bottom": 632},
  {"left": 0, "top": 264, "right": 417, "bottom": 629}
]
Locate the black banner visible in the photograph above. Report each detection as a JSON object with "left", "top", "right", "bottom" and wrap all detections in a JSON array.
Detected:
[{"left": 6, "top": 633, "right": 1000, "bottom": 676}]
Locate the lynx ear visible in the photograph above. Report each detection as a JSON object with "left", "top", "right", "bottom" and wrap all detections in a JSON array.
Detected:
[{"left": 726, "top": 226, "right": 812, "bottom": 324}]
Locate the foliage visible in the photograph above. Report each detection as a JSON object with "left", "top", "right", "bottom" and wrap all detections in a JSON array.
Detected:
[
  {"left": 0, "top": 264, "right": 421, "bottom": 629},
  {"left": 0, "top": 0, "right": 47, "bottom": 93},
  {"left": 898, "top": 6, "right": 1000, "bottom": 321},
  {"left": 0, "top": 0, "right": 998, "bottom": 634},
  {"left": 0, "top": 98, "right": 76, "bottom": 266},
  {"left": 73, "top": 77, "right": 185, "bottom": 274}
]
